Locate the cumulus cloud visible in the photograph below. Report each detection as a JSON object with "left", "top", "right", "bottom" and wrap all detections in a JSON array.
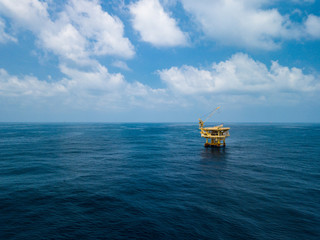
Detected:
[
  {"left": 304, "top": 14, "right": 320, "bottom": 38},
  {"left": 158, "top": 53, "right": 320, "bottom": 95},
  {"left": 0, "top": 0, "right": 170, "bottom": 111},
  {"left": 0, "top": 0, "right": 49, "bottom": 32},
  {"left": 1, "top": 52, "right": 319, "bottom": 113},
  {"left": 63, "top": 0, "right": 134, "bottom": 58},
  {"left": 0, "top": 68, "right": 66, "bottom": 97},
  {"left": 0, "top": 65, "right": 167, "bottom": 109},
  {"left": 0, "top": 0, "right": 134, "bottom": 64},
  {"left": 0, "top": 18, "right": 16, "bottom": 43},
  {"left": 112, "top": 60, "right": 131, "bottom": 71},
  {"left": 179, "top": 0, "right": 319, "bottom": 49},
  {"left": 130, "top": 0, "right": 187, "bottom": 47}
]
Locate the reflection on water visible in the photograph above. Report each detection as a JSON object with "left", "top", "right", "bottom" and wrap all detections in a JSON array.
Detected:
[{"left": 200, "top": 147, "right": 228, "bottom": 161}]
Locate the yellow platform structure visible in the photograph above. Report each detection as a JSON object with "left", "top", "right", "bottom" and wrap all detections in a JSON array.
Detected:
[{"left": 199, "top": 107, "right": 230, "bottom": 147}]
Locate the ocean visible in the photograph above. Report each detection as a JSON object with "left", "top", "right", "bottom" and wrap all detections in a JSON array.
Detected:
[{"left": 0, "top": 123, "right": 319, "bottom": 239}]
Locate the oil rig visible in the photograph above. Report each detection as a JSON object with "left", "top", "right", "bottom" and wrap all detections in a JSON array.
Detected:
[{"left": 199, "top": 107, "right": 230, "bottom": 147}]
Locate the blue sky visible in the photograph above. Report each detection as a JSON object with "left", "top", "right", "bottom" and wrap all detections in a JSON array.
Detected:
[{"left": 0, "top": 0, "right": 320, "bottom": 122}]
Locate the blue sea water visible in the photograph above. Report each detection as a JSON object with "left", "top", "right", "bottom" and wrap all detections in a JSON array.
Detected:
[{"left": 0, "top": 123, "right": 319, "bottom": 239}]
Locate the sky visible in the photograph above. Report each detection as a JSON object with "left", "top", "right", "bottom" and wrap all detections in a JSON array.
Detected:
[{"left": 0, "top": 0, "right": 320, "bottom": 122}]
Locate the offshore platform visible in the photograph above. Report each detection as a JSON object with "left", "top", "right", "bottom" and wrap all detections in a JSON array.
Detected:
[{"left": 199, "top": 107, "right": 230, "bottom": 147}]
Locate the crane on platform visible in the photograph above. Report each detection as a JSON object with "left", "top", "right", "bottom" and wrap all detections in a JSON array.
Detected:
[
  {"left": 199, "top": 106, "right": 221, "bottom": 129},
  {"left": 199, "top": 107, "right": 230, "bottom": 147}
]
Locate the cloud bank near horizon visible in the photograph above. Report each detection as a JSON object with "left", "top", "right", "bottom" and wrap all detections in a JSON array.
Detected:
[{"left": 1, "top": 53, "right": 319, "bottom": 111}]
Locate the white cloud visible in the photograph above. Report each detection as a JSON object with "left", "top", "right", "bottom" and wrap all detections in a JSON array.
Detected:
[
  {"left": 0, "top": 65, "right": 168, "bottom": 110},
  {"left": 0, "top": 0, "right": 49, "bottom": 32},
  {"left": 130, "top": 0, "right": 187, "bottom": 47},
  {"left": 112, "top": 60, "right": 131, "bottom": 71},
  {"left": 0, "top": 0, "right": 134, "bottom": 64},
  {"left": 292, "top": 0, "right": 315, "bottom": 3},
  {"left": 64, "top": 0, "right": 134, "bottom": 58},
  {"left": 304, "top": 14, "right": 320, "bottom": 38},
  {"left": 40, "top": 22, "right": 88, "bottom": 63},
  {"left": 179, "top": 0, "right": 311, "bottom": 49},
  {"left": 0, "top": 53, "right": 319, "bottom": 116},
  {"left": 0, "top": 18, "right": 16, "bottom": 43},
  {"left": 158, "top": 53, "right": 320, "bottom": 95},
  {"left": 0, "top": 68, "right": 67, "bottom": 97}
]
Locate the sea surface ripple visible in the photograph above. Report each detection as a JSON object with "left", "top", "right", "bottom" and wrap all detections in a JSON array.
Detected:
[{"left": 0, "top": 123, "right": 319, "bottom": 239}]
